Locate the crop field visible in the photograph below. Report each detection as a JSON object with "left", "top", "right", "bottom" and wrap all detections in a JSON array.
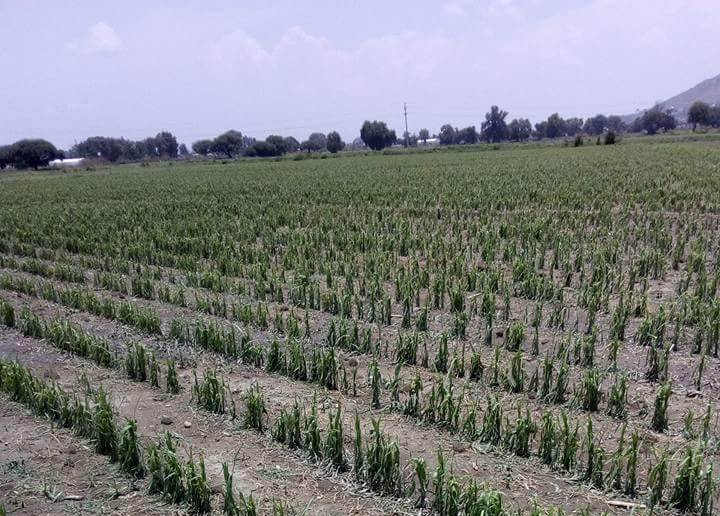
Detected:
[{"left": 2, "top": 139, "right": 720, "bottom": 515}]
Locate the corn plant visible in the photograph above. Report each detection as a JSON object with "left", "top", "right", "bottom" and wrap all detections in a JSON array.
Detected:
[
  {"left": 412, "top": 457, "right": 428, "bottom": 508},
  {"left": 19, "top": 306, "right": 43, "bottom": 338},
  {"left": 651, "top": 382, "right": 672, "bottom": 432},
  {"left": 480, "top": 394, "right": 502, "bottom": 446},
  {"left": 624, "top": 430, "right": 640, "bottom": 496},
  {"left": 647, "top": 450, "right": 668, "bottom": 512},
  {"left": 503, "top": 350, "right": 525, "bottom": 393},
  {"left": 323, "top": 404, "right": 346, "bottom": 470},
  {"left": 192, "top": 369, "right": 233, "bottom": 417},
  {"left": 353, "top": 411, "right": 363, "bottom": 481},
  {"left": 272, "top": 400, "right": 302, "bottom": 449},
  {"left": 558, "top": 411, "right": 579, "bottom": 472},
  {"left": 166, "top": 359, "right": 181, "bottom": 394},
  {"left": 505, "top": 322, "right": 525, "bottom": 352},
  {"left": 583, "top": 418, "right": 604, "bottom": 489},
  {"left": 368, "top": 358, "right": 382, "bottom": 409},
  {"left": 118, "top": 418, "right": 145, "bottom": 478},
  {"left": 548, "top": 361, "right": 569, "bottom": 404},
  {"left": 363, "top": 418, "right": 402, "bottom": 496},
  {"left": 125, "top": 342, "right": 148, "bottom": 382},
  {"left": 607, "top": 373, "right": 628, "bottom": 419},
  {"left": 671, "top": 447, "right": 703, "bottom": 512},
  {"left": 505, "top": 405, "right": 536, "bottom": 457},
  {"left": 185, "top": 452, "right": 211, "bottom": 515},
  {"left": 434, "top": 333, "right": 449, "bottom": 373},
  {"left": 93, "top": 387, "right": 119, "bottom": 461},
  {"left": 243, "top": 383, "right": 266, "bottom": 432},
  {"left": 0, "top": 299, "right": 14, "bottom": 327},
  {"left": 575, "top": 368, "right": 602, "bottom": 412},
  {"left": 469, "top": 350, "right": 484, "bottom": 381},
  {"left": 538, "top": 411, "right": 556, "bottom": 466}
]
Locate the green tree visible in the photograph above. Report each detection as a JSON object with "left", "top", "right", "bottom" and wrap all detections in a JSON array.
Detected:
[
  {"left": 438, "top": 124, "right": 456, "bottom": 145},
  {"left": 74, "top": 136, "right": 123, "bottom": 162},
  {"left": 688, "top": 101, "right": 711, "bottom": 131},
  {"left": 265, "top": 135, "right": 288, "bottom": 155},
  {"left": 481, "top": 106, "right": 509, "bottom": 143},
  {"left": 154, "top": 132, "right": 178, "bottom": 158},
  {"left": 583, "top": 115, "right": 608, "bottom": 136},
  {"left": 210, "top": 130, "right": 244, "bottom": 158},
  {"left": 607, "top": 115, "right": 626, "bottom": 133},
  {"left": 283, "top": 136, "right": 300, "bottom": 153},
  {"left": 544, "top": 113, "right": 566, "bottom": 139},
  {"left": 457, "top": 126, "right": 478, "bottom": 144},
  {"left": 192, "top": 139, "right": 213, "bottom": 156},
  {"left": 634, "top": 106, "right": 676, "bottom": 135},
  {"left": 533, "top": 121, "right": 548, "bottom": 139},
  {"left": 246, "top": 141, "right": 279, "bottom": 157},
  {"left": 564, "top": 117, "right": 584, "bottom": 136},
  {"left": 5, "top": 139, "right": 58, "bottom": 169},
  {"left": 0, "top": 145, "right": 11, "bottom": 169},
  {"left": 710, "top": 106, "right": 720, "bottom": 128},
  {"left": 418, "top": 128, "right": 429, "bottom": 143},
  {"left": 300, "top": 132, "right": 327, "bottom": 152},
  {"left": 360, "top": 120, "right": 395, "bottom": 151},
  {"left": 508, "top": 118, "right": 532, "bottom": 142},
  {"left": 326, "top": 131, "right": 345, "bottom": 153}
]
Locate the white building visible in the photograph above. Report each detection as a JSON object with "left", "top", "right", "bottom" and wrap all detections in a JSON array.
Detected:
[{"left": 49, "top": 158, "right": 85, "bottom": 168}]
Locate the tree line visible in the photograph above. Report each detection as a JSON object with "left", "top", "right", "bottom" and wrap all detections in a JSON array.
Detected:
[
  {"left": 191, "top": 130, "right": 346, "bottom": 158},
  {"left": 1, "top": 101, "right": 718, "bottom": 169}
]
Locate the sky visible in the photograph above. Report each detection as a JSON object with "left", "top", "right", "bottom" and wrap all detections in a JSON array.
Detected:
[{"left": 1, "top": 0, "right": 719, "bottom": 149}]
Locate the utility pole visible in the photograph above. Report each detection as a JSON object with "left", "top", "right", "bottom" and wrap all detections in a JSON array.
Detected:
[{"left": 403, "top": 102, "right": 409, "bottom": 148}]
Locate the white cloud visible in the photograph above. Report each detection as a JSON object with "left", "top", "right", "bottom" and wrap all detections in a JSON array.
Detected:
[
  {"left": 209, "top": 30, "right": 268, "bottom": 66},
  {"left": 443, "top": 1, "right": 469, "bottom": 15},
  {"left": 87, "top": 22, "right": 121, "bottom": 53}
]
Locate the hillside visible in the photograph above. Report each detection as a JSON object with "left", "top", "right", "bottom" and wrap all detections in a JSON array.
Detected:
[{"left": 626, "top": 72, "right": 720, "bottom": 122}]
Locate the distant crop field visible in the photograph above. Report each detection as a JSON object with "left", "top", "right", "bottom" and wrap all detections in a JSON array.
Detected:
[{"left": 1, "top": 141, "right": 720, "bottom": 515}]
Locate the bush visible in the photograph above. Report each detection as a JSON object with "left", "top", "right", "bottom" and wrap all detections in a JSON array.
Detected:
[
  {"left": 4, "top": 139, "right": 59, "bottom": 169},
  {"left": 605, "top": 131, "right": 616, "bottom": 145},
  {"left": 573, "top": 135, "right": 584, "bottom": 147}
]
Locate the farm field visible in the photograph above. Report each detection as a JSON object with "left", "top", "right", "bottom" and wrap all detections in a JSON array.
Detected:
[{"left": 1, "top": 140, "right": 720, "bottom": 515}]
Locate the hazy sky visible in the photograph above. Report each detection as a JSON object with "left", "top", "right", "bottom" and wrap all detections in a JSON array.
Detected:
[{"left": 2, "top": 0, "right": 719, "bottom": 149}]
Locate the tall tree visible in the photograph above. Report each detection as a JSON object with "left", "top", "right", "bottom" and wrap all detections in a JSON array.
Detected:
[
  {"left": 300, "top": 132, "right": 327, "bottom": 152},
  {"left": 457, "top": 126, "right": 478, "bottom": 144},
  {"left": 481, "top": 106, "right": 508, "bottom": 143},
  {"left": 4, "top": 139, "right": 58, "bottom": 169},
  {"left": 688, "top": 101, "right": 711, "bottom": 131},
  {"left": 564, "top": 117, "right": 584, "bottom": 137},
  {"left": 155, "top": 131, "right": 178, "bottom": 157},
  {"left": 710, "top": 106, "right": 720, "bottom": 128},
  {"left": 544, "top": 113, "right": 566, "bottom": 139},
  {"left": 326, "top": 131, "right": 345, "bottom": 153},
  {"left": 418, "top": 128, "right": 429, "bottom": 143},
  {"left": 74, "top": 136, "right": 123, "bottom": 162},
  {"left": 192, "top": 139, "right": 213, "bottom": 156},
  {"left": 265, "top": 135, "right": 288, "bottom": 154},
  {"left": 583, "top": 115, "right": 608, "bottom": 136},
  {"left": 210, "top": 130, "right": 244, "bottom": 158},
  {"left": 438, "top": 124, "right": 456, "bottom": 145},
  {"left": 635, "top": 106, "right": 677, "bottom": 135},
  {"left": 606, "top": 115, "right": 626, "bottom": 133},
  {"left": 508, "top": 118, "right": 532, "bottom": 142},
  {"left": 283, "top": 136, "right": 300, "bottom": 153},
  {"left": 360, "top": 120, "right": 395, "bottom": 151}
]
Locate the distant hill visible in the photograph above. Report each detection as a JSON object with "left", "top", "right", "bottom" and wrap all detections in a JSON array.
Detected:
[{"left": 624, "top": 72, "right": 720, "bottom": 123}]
